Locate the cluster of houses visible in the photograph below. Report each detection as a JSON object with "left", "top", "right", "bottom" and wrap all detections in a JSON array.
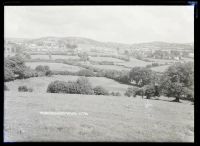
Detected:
[
  {"left": 129, "top": 47, "right": 194, "bottom": 61},
  {"left": 4, "top": 39, "right": 194, "bottom": 61}
]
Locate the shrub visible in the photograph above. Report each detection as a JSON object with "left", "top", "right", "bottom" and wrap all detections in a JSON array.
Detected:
[
  {"left": 110, "top": 92, "right": 121, "bottom": 96},
  {"left": 136, "top": 87, "right": 145, "bottom": 97},
  {"left": 93, "top": 86, "right": 109, "bottom": 95},
  {"left": 124, "top": 86, "right": 140, "bottom": 97},
  {"left": 47, "top": 80, "right": 68, "bottom": 93},
  {"left": 182, "top": 87, "right": 194, "bottom": 101},
  {"left": 35, "top": 65, "right": 51, "bottom": 76},
  {"left": 4, "top": 68, "right": 15, "bottom": 81},
  {"left": 18, "top": 86, "right": 33, "bottom": 92},
  {"left": 5, "top": 56, "right": 27, "bottom": 79},
  {"left": 35, "top": 65, "right": 46, "bottom": 72},
  {"left": 144, "top": 85, "right": 156, "bottom": 99},
  {"left": 45, "top": 70, "right": 52, "bottom": 76},
  {"left": 4, "top": 84, "right": 9, "bottom": 91},
  {"left": 47, "top": 77, "right": 94, "bottom": 95},
  {"left": 76, "top": 77, "right": 94, "bottom": 95},
  {"left": 77, "top": 69, "right": 95, "bottom": 77},
  {"left": 20, "top": 68, "right": 38, "bottom": 79}
]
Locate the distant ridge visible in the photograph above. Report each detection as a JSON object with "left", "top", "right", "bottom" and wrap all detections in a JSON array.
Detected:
[{"left": 5, "top": 36, "right": 194, "bottom": 51}]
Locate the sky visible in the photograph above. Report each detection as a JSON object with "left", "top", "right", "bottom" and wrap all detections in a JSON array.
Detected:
[{"left": 4, "top": 6, "right": 194, "bottom": 44}]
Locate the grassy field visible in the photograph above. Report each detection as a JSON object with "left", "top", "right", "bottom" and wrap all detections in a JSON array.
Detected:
[
  {"left": 151, "top": 65, "right": 170, "bottom": 72},
  {"left": 89, "top": 56, "right": 125, "bottom": 63},
  {"left": 5, "top": 75, "right": 131, "bottom": 94},
  {"left": 91, "top": 64, "right": 130, "bottom": 71},
  {"left": 4, "top": 91, "right": 194, "bottom": 142},
  {"left": 145, "top": 58, "right": 174, "bottom": 64},
  {"left": 25, "top": 62, "right": 82, "bottom": 72},
  {"left": 30, "top": 55, "right": 80, "bottom": 60},
  {"left": 117, "top": 58, "right": 151, "bottom": 68}
]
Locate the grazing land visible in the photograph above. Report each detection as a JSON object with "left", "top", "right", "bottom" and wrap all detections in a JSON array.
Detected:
[
  {"left": 117, "top": 58, "right": 151, "bottom": 68},
  {"left": 25, "top": 62, "right": 82, "bottom": 72},
  {"left": 89, "top": 56, "right": 125, "bottom": 63},
  {"left": 30, "top": 55, "right": 80, "bottom": 60},
  {"left": 91, "top": 64, "right": 130, "bottom": 71},
  {"left": 4, "top": 91, "right": 194, "bottom": 142},
  {"left": 151, "top": 65, "right": 170, "bottom": 72},
  {"left": 5, "top": 75, "right": 131, "bottom": 94},
  {"left": 4, "top": 36, "right": 194, "bottom": 142}
]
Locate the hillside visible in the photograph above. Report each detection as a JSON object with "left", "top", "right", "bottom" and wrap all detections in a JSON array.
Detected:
[
  {"left": 4, "top": 91, "right": 194, "bottom": 142},
  {"left": 5, "top": 37, "right": 194, "bottom": 53}
]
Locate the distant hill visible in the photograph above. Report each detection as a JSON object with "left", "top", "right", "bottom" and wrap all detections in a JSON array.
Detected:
[
  {"left": 5, "top": 37, "right": 194, "bottom": 52},
  {"left": 130, "top": 41, "right": 194, "bottom": 51}
]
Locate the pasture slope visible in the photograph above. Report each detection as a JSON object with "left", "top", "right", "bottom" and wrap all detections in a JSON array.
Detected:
[
  {"left": 5, "top": 75, "right": 131, "bottom": 94},
  {"left": 4, "top": 91, "right": 194, "bottom": 142},
  {"left": 25, "top": 62, "right": 82, "bottom": 72}
]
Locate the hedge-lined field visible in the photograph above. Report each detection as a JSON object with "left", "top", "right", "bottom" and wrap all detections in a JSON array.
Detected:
[
  {"left": 117, "top": 58, "right": 151, "bottom": 68},
  {"left": 25, "top": 62, "right": 82, "bottom": 72},
  {"left": 90, "top": 56, "right": 125, "bottom": 63},
  {"left": 151, "top": 65, "right": 170, "bottom": 73},
  {"left": 30, "top": 55, "right": 80, "bottom": 60},
  {"left": 5, "top": 75, "right": 131, "bottom": 94}
]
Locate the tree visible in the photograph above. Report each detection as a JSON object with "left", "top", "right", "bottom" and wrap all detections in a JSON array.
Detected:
[
  {"left": 160, "top": 62, "right": 194, "bottom": 102},
  {"left": 66, "top": 44, "right": 77, "bottom": 55},
  {"left": 7, "top": 55, "right": 27, "bottom": 79},
  {"left": 78, "top": 52, "right": 89, "bottom": 62},
  {"left": 4, "top": 67, "right": 15, "bottom": 81},
  {"left": 129, "top": 67, "right": 153, "bottom": 87},
  {"left": 144, "top": 84, "right": 156, "bottom": 99}
]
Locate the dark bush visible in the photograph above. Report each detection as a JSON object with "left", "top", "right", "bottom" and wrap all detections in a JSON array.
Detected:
[
  {"left": 47, "top": 77, "right": 94, "bottom": 95},
  {"left": 5, "top": 56, "right": 27, "bottom": 79},
  {"left": 76, "top": 77, "right": 94, "bottom": 95},
  {"left": 18, "top": 86, "right": 33, "bottom": 92},
  {"left": 182, "top": 87, "right": 194, "bottom": 101},
  {"left": 77, "top": 69, "right": 95, "bottom": 77},
  {"left": 35, "top": 65, "right": 51, "bottom": 76},
  {"left": 124, "top": 86, "right": 140, "bottom": 97},
  {"left": 46, "top": 80, "right": 69, "bottom": 93},
  {"left": 93, "top": 86, "right": 109, "bottom": 95},
  {"left": 4, "top": 68, "right": 15, "bottom": 81},
  {"left": 35, "top": 65, "right": 46, "bottom": 72},
  {"left": 45, "top": 70, "right": 52, "bottom": 76},
  {"left": 144, "top": 85, "right": 156, "bottom": 99},
  {"left": 20, "top": 68, "right": 38, "bottom": 79},
  {"left": 110, "top": 92, "right": 121, "bottom": 96}
]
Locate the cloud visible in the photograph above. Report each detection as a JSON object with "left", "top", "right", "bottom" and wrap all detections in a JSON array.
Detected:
[{"left": 4, "top": 6, "right": 194, "bottom": 43}]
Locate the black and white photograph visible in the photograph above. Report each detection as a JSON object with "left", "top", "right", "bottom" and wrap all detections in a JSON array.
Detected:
[{"left": 4, "top": 5, "right": 194, "bottom": 142}]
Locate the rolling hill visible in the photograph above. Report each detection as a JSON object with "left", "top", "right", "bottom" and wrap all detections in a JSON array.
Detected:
[{"left": 5, "top": 37, "right": 194, "bottom": 53}]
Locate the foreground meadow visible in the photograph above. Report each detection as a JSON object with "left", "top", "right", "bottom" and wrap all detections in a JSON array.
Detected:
[{"left": 4, "top": 91, "right": 194, "bottom": 142}]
